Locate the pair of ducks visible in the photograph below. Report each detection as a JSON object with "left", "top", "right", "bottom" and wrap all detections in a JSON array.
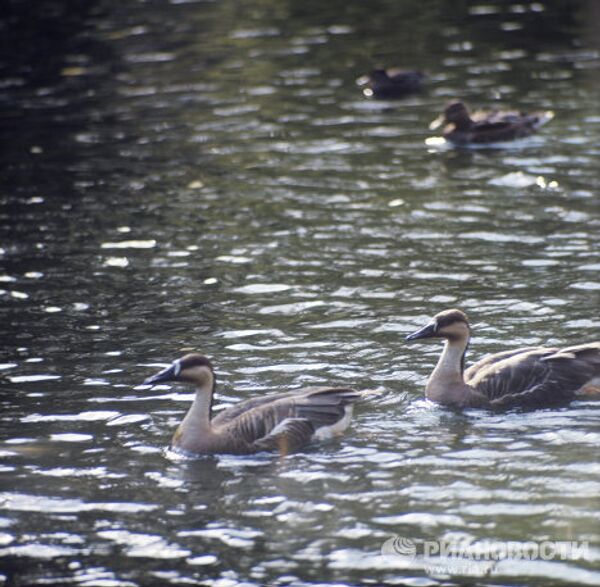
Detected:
[
  {"left": 357, "top": 68, "right": 553, "bottom": 145},
  {"left": 144, "top": 309, "right": 600, "bottom": 456}
]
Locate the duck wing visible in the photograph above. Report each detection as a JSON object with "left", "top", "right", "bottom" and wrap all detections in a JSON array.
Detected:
[
  {"left": 473, "top": 109, "right": 551, "bottom": 127},
  {"left": 251, "top": 418, "right": 316, "bottom": 455},
  {"left": 211, "top": 390, "right": 298, "bottom": 426},
  {"left": 465, "top": 347, "right": 542, "bottom": 377},
  {"left": 541, "top": 343, "right": 600, "bottom": 396},
  {"left": 465, "top": 344, "right": 600, "bottom": 408},
  {"left": 468, "top": 119, "right": 535, "bottom": 142},
  {"left": 387, "top": 70, "right": 423, "bottom": 86},
  {"left": 216, "top": 387, "right": 362, "bottom": 453}
]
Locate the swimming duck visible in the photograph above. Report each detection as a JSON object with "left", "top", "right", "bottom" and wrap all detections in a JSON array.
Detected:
[
  {"left": 429, "top": 101, "right": 554, "bottom": 145},
  {"left": 143, "top": 353, "right": 367, "bottom": 455},
  {"left": 406, "top": 309, "right": 600, "bottom": 409},
  {"left": 356, "top": 68, "right": 424, "bottom": 99}
]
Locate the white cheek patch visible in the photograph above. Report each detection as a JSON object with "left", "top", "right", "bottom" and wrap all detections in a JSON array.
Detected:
[{"left": 173, "top": 360, "right": 182, "bottom": 377}]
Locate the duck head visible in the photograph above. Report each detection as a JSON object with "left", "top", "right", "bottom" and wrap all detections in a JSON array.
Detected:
[
  {"left": 143, "top": 353, "right": 215, "bottom": 387},
  {"left": 430, "top": 101, "right": 472, "bottom": 130},
  {"left": 406, "top": 309, "right": 471, "bottom": 342}
]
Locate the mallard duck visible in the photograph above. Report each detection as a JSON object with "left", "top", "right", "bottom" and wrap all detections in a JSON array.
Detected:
[
  {"left": 429, "top": 101, "right": 554, "bottom": 145},
  {"left": 143, "top": 353, "right": 368, "bottom": 455},
  {"left": 356, "top": 68, "right": 424, "bottom": 98},
  {"left": 406, "top": 309, "right": 600, "bottom": 409}
]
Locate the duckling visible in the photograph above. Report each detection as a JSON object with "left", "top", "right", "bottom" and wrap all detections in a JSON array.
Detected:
[
  {"left": 356, "top": 68, "right": 424, "bottom": 99},
  {"left": 406, "top": 309, "right": 600, "bottom": 409},
  {"left": 143, "top": 353, "right": 367, "bottom": 455},
  {"left": 429, "top": 101, "right": 554, "bottom": 145}
]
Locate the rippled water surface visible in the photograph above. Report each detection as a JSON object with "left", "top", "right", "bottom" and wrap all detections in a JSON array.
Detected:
[{"left": 1, "top": 0, "right": 599, "bottom": 585}]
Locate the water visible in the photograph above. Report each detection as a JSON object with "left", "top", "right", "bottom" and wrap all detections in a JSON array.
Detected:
[{"left": 1, "top": 0, "right": 599, "bottom": 585}]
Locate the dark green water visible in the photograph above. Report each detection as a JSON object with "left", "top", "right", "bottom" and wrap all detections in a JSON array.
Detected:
[{"left": 1, "top": 0, "right": 599, "bottom": 585}]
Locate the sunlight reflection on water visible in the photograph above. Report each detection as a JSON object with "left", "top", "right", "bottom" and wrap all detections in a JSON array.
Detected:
[{"left": 0, "top": 0, "right": 599, "bottom": 585}]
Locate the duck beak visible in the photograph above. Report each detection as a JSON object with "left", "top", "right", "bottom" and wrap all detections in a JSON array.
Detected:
[
  {"left": 429, "top": 114, "right": 445, "bottom": 131},
  {"left": 406, "top": 321, "right": 437, "bottom": 341},
  {"left": 143, "top": 361, "right": 180, "bottom": 385}
]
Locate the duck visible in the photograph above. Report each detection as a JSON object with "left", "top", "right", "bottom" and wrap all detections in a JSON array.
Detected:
[
  {"left": 356, "top": 68, "right": 425, "bottom": 99},
  {"left": 406, "top": 309, "right": 600, "bottom": 409},
  {"left": 429, "top": 101, "right": 554, "bottom": 145},
  {"left": 142, "top": 353, "right": 368, "bottom": 455}
]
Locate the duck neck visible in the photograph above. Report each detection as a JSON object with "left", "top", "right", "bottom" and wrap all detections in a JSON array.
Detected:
[
  {"left": 452, "top": 110, "right": 475, "bottom": 131},
  {"left": 426, "top": 336, "right": 469, "bottom": 401},
  {"left": 454, "top": 114, "right": 473, "bottom": 131},
  {"left": 176, "top": 378, "right": 214, "bottom": 440}
]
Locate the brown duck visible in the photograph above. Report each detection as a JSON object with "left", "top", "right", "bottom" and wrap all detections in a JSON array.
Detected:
[
  {"left": 143, "top": 353, "right": 368, "bottom": 455},
  {"left": 406, "top": 309, "right": 600, "bottom": 409},
  {"left": 356, "top": 68, "right": 425, "bottom": 99},
  {"left": 430, "top": 101, "right": 554, "bottom": 145}
]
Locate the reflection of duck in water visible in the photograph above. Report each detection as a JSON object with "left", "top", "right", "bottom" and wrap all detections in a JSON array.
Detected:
[
  {"left": 430, "top": 101, "right": 554, "bottom": 145},
  {"left": 406, "top": 309, "right": 600, "bottom": 409},
  {"left": 143, "top": 353, "right": 370, "bottom": 455},
  {"left": 356, "top": 68, "right": 425, "bottom": 98}
]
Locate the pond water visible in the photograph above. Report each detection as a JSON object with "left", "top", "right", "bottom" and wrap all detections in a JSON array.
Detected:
[{"left": 1, "top": 0, "right": 599, "bottom": 585}]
